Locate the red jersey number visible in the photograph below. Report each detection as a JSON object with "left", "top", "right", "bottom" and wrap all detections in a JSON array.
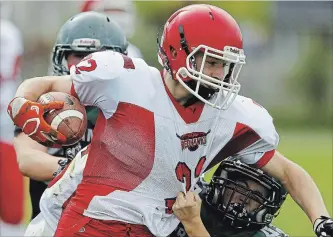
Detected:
[
  {"left": 164, "top": 156, "right": 206, "bottom": 214},
  {"left": 75, "top": 59, "right": 97, "bottom": 74},
  {"left": 75, "top": 54, "right": 135, "bottom": 74}
]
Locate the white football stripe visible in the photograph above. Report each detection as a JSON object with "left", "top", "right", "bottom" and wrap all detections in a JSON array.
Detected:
[{"left": 51, "top": 110, "right": 84, "bottom": 130}]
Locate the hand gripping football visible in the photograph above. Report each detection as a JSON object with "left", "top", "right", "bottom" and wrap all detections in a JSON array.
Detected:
[{"left": 37, "top": 92, "right": 87, "bottom": 146}]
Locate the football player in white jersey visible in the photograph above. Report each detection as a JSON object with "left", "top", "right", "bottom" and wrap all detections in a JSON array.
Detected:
[
  {"left": 7, "top": 4, "right": 333, "bottom": 237},
  {"left": 80, "top": 0, "right": 143, "bottom": 59}
]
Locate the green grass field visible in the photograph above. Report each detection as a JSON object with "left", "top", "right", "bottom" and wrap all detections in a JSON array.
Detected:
[{"left": 204, "top": 129, "right": 332, "bottom": 236}]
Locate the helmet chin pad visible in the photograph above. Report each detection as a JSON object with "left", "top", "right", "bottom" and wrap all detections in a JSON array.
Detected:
[
  {"left": 225, "top": 203, "right": 252, "bottom": 229},
  {"left": 227, "top": 203, "right": 249, "bottom": 219}
]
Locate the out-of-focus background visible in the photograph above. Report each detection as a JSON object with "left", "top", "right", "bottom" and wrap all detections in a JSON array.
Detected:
[{"left": 1, "top": 1, "right": 332, "bottom": 236}]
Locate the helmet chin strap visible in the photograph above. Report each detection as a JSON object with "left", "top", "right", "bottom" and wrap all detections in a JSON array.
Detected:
[{"left": 185, "top": 74, "right": 218, "bottom": 101}]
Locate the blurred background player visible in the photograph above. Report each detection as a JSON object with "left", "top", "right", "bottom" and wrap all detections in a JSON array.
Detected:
[
  {"left": 0, "top": 2, "right": 25, "bottom": 236},
  {"left": 13, "top": 11, "right": 128, "bottom": 221},
  {"left": 80, "top": 0, "right": 143, "bottom": 58},
  {"left": 171, "top": 159, "right": 289, "bottom": 237}
]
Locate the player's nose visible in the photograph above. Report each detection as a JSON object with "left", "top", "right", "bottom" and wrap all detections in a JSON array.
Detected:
[
  {"left": 230, "top": 193, "right": 242, "bottom": 203},
  {"left": 211, "top": 67, "right": 224, "bottom": 81}
]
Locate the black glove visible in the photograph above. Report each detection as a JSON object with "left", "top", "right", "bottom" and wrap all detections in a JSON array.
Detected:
[{"left": 314, "top": 216, "right": 333, "bottom": 237}]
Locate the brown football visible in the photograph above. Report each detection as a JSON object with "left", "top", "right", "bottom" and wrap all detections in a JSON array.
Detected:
[{"left": 37, "top": 92, "right": 87, "bottom": 146}]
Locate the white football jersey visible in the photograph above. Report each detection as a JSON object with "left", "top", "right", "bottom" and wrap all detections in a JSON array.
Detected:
[
  {"left": 0, "top": 19, "right": 23, "bottom": 143},
  {"left": 36, "top": 146, "right": 90, "bottom": 234},
  {"left": 65, "top": 51, "right": 279, "bottom": 236}
]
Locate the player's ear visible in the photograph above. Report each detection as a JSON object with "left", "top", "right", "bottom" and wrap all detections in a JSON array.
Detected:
[{"left": 170, "top": 46, "right": 177, "bottom": 59}]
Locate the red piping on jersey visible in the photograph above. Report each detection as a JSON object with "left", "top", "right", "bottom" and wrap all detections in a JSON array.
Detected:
[
  {"left": 160, "top": 71, "right": 204, "bottom": 124},
  {"left": 205, "top": 122, "right": 274, "bottom": 171},
  {"left": 255, "top": 150, "right": 275, "bottom": 168},
  {"left": 47, "top": 162, "right": 71, "bottom": 188}
]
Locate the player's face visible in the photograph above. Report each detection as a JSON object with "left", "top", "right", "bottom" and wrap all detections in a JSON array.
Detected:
[
  {"left": 66, "top": 52, "right": 89, "bottom": 68},
  {"left": 223, "top": 179, "right": 268, "bottom": 213},
  {"left": 195, "top": 53, "right": 226, "bottom": 87}
]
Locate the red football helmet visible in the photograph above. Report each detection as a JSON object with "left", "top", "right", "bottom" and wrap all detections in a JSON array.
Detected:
[{"left": 158, "top": 4, "right": 246, "bottom": 110}]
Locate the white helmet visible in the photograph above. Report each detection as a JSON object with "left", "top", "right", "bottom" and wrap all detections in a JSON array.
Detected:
[{"left": 80, "top": 0, "right": 135, "bottom": 38}]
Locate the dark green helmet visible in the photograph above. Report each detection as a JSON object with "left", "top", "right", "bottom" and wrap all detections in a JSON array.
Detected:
[
  {"left": 204, "top": 159, "right": 288, "bottom": 230},
  {"left": 52, "top": 11, "right": 128, "bottom": 75}
]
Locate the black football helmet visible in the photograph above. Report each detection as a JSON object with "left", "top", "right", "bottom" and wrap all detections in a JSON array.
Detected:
[
  {"left": 204, "top": 159, "right": 288, "bottom": 229},
  {"left": 52, "top": 11, "right": 128, "bottom": 75}
]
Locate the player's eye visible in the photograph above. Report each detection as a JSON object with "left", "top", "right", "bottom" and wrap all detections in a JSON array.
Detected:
[
  {"left": 207, "top": 60, "right": 226, "bottom": 68},
  {"left": 250, "top": 191, "right": 265, "bottom": 203}
]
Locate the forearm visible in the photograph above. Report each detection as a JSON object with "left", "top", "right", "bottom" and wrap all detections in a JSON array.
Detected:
[
  {"left": 15, "top": 77, "right": 53, "bottom": 101},
  {"left": 182, "top": 217, "right": 210, "bottom": 237},
  {"left": 283, "top": 160, "right": 330, "bottom": 223},
  {"left": 262, "top": 151, "right": 330, "bottom": 224},
  {"left": 15, "top": 75, "right": 71, "bottom": 100},
  {"left": 17, "top": 149, "right": 60, "bottom": 181},
  {"left": 14, "top": 134, "right": 61, "bottom": 181}
]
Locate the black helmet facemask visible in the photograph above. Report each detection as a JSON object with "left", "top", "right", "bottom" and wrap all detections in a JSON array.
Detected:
[{"left": 204, "top": 160, "right": 288, "bottom": 229}]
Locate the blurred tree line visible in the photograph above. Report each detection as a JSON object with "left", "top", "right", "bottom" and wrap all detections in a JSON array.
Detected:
[
  {"left": 281, "top": 32, "right": 332, "bottom": 129},
  {"left": 131, "top": 1, "right": 332, "bottom": 130}
]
